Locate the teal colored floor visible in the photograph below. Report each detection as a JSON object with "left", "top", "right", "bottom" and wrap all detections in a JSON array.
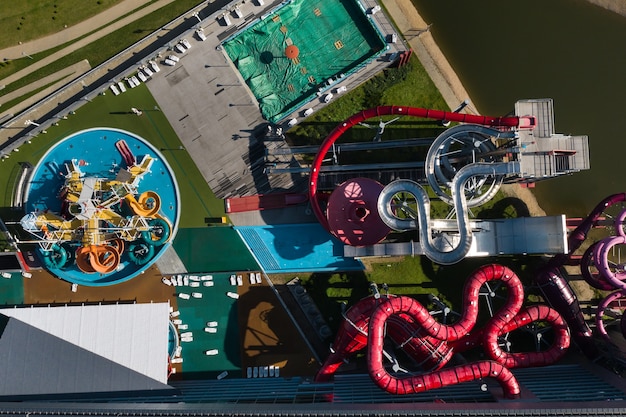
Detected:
[
  {"left": 0, "top": 272, "right": 24, "bottom": 306},
  {"left": 176, "top": 272, "right": 241, "bottom": 377},
  {"left": 174, "top": 227, "right": 259, "bottom": 273}
]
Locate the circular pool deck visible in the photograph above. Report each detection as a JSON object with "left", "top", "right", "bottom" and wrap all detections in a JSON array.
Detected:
[{"left": 24, "top": 128, "right": 180, "bottom": 286}]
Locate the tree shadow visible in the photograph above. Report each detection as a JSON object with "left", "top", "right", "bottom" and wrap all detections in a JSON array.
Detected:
[{"left": 478, "top": 196, "right": 530, "bottom": 219}]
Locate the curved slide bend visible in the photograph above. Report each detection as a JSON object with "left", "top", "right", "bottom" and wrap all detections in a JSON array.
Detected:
[
  {"left": 424, "top": 124, "right": 518, "bottom": 207},
  {"left": 538, "top": 193, "right": 626, "bottom": 359},
  {"left": 309, "top": 106, "right": 531, "bottom": 233},
  {"left": 125, "top": 191, "right": 161, "bottom": 217},
  {"left": 316, "top": 264, "right": 570, "bottom": 399},
  {"left": 377, "top": 160, "right": 520, "bottom": 265},
  {"left": 75, "top": 244, "right": 120, "bottom": 274}
]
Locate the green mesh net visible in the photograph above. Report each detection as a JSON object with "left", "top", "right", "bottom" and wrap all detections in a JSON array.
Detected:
[{"left": 223, "top": 0, "right": 386, "bottom": 122}]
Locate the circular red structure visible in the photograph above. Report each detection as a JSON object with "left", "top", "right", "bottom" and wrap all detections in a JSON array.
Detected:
[
  {"left": 326, "top": 178, "right": 391, "bottom": 246},
  {"left": 285, "top": 45, "right": 299, "bottom": 59},
  {"left": 308, "top": 106, "right": 524, "bottom": 236}
]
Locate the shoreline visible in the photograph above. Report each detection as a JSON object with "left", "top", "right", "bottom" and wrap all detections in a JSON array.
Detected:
[{"left": 383, "top": 0, "right": 546, "bottom": 217}]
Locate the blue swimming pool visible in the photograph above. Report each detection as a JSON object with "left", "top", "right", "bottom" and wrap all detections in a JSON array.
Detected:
[
  {"left": 236, "top": 224, "right": 364, "bottom": 273},
  {"left": 23, "top": 128, "right": 180, "bottom": 286}
]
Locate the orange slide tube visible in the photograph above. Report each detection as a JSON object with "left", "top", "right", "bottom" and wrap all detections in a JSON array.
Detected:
[{"left": 75, "top": 245, "right": 120, "bottom": 274}]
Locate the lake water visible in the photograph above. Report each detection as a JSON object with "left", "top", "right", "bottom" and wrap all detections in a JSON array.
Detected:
[{"left": 411, "top": 0, "right": 626, "bottom": 216}]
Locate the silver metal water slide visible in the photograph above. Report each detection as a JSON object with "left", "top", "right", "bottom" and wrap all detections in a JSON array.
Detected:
[{"left": 377, "top": 124, "right": 521, "bottom": 265}]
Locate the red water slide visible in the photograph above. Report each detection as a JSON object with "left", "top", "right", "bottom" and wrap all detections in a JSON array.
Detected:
[
  {"left": 115, "top": 139, "right": 136, "bottom": 168},
  {"left": 315, "top": 264, "right": 570, "bottom": 399},
  {"left": 308, "top": 106, "right": 530, "bottom": 232}
]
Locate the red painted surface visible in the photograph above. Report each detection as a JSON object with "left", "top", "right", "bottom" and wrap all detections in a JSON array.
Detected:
[
  {"left": 315, "top": 264, "right": 570, "bottom": 399},
  {"left": 225, "top": 193, "right": 308, "bottom": 213}
]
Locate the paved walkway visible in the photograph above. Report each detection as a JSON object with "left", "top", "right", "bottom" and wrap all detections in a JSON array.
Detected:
[
  {"left": 0, "top": 0, "right": 152, "bottom": 61},
  {"left": 0, "top": 0, "right": 177, "bottom": 89}
]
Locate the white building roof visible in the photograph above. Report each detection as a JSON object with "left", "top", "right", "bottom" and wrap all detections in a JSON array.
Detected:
[{"left": 0, "top": 302, "right": 170, "bottom": 383}]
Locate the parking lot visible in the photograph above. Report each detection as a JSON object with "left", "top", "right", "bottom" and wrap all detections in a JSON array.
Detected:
[{"left": 146, "top": 0, "right": 405, "bottom": 199}]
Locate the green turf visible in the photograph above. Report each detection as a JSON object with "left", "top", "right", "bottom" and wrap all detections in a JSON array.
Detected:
[
  {"left": 0, "top": 0, "right": 202, "bottom": 99},
  {"left": 0, "top": 272, "right": 25, "bottom": 306},
  {"left": 0, "top": 0, "right": 123, "bottom": 50},
  {"left": 0, "top": 83, "right": 225, "bottom": 228},
  {"left": 173, "top": 228, "right": 259, "bottom": 273},
  {"left": 176, "top": 272, "right": 241, "bottom": 377}
]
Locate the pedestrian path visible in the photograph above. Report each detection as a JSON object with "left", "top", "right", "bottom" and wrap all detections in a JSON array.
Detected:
[
  {"left": 0, "top": 0, "right": 151, "bottom": 60},
  {"left": 0, "top": 60, "right": 91, "bottom": 111},
  {"left": 0, "top": 0, "right": 176, "bottom": 89}
]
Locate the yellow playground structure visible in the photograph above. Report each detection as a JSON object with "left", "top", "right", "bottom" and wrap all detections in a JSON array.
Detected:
[{"left": 20, "top": 144, "right": 173, "bottom": 274}]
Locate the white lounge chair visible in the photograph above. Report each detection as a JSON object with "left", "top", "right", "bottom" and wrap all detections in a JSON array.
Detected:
[
  {"left": 178, "top": 293, "right": 190, "bottom": 300},
  {"left": 204, "top": 349, "right": 219, "bottom": 356},
  {"left": 174, "top": 345, "right": 182, "bottom": 357},
  {"left": 162, "top": 277, "right": 172, "bottom": 286},
  {"left": 172, "top": 319, "right": 182, "bottom": 325},
  {"left": 203, "top": 281, "right": 214, "bottom": 287},
  {"left": 237, "top": 275, "right": 243, "bottom": 286},
  {"left": 204, "top": 327, "right": 217, "bottom": 333},
  {"left": 181, "top": 336, "right": 193, "bottom": 343},
  {"left": 206, "top": 321, "right": 218, "bottom": 327},
  {"left": 183, "top": 276, "right": 189, "bottom": 286},
  {"left": 171, "top": 357, "right": 183, "bottom": 363},
  {"left": 229, "top": 275, "right": 237, "bottom": 285},
  {"left": 226, "top": 291, "right": 239, "bottom": 299},
  {"left": 190, "top": 281, "right": 200, "bottom": 287},
  {"left": 170, "top": 310, "right": 180, "bottom": 318},
  {"left": 177, "top": 324, "right": 188, "bottom": 330},
  {"left": 180, "top": 331, "right": 193, "bottom": 338},
  {"left": 192, "top": 292, "right": 203, "bottom": 298}
]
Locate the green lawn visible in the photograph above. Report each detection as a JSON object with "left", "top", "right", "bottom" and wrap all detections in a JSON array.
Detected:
[
  {"left": 0, "top": 83, "right": 224, "bottom": 229},
  {"left": 0, "top": 0, "right": 203, "bottom": 106},
  {"left": 0, "top": 0, "right": 123, "bottom": 49}
]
